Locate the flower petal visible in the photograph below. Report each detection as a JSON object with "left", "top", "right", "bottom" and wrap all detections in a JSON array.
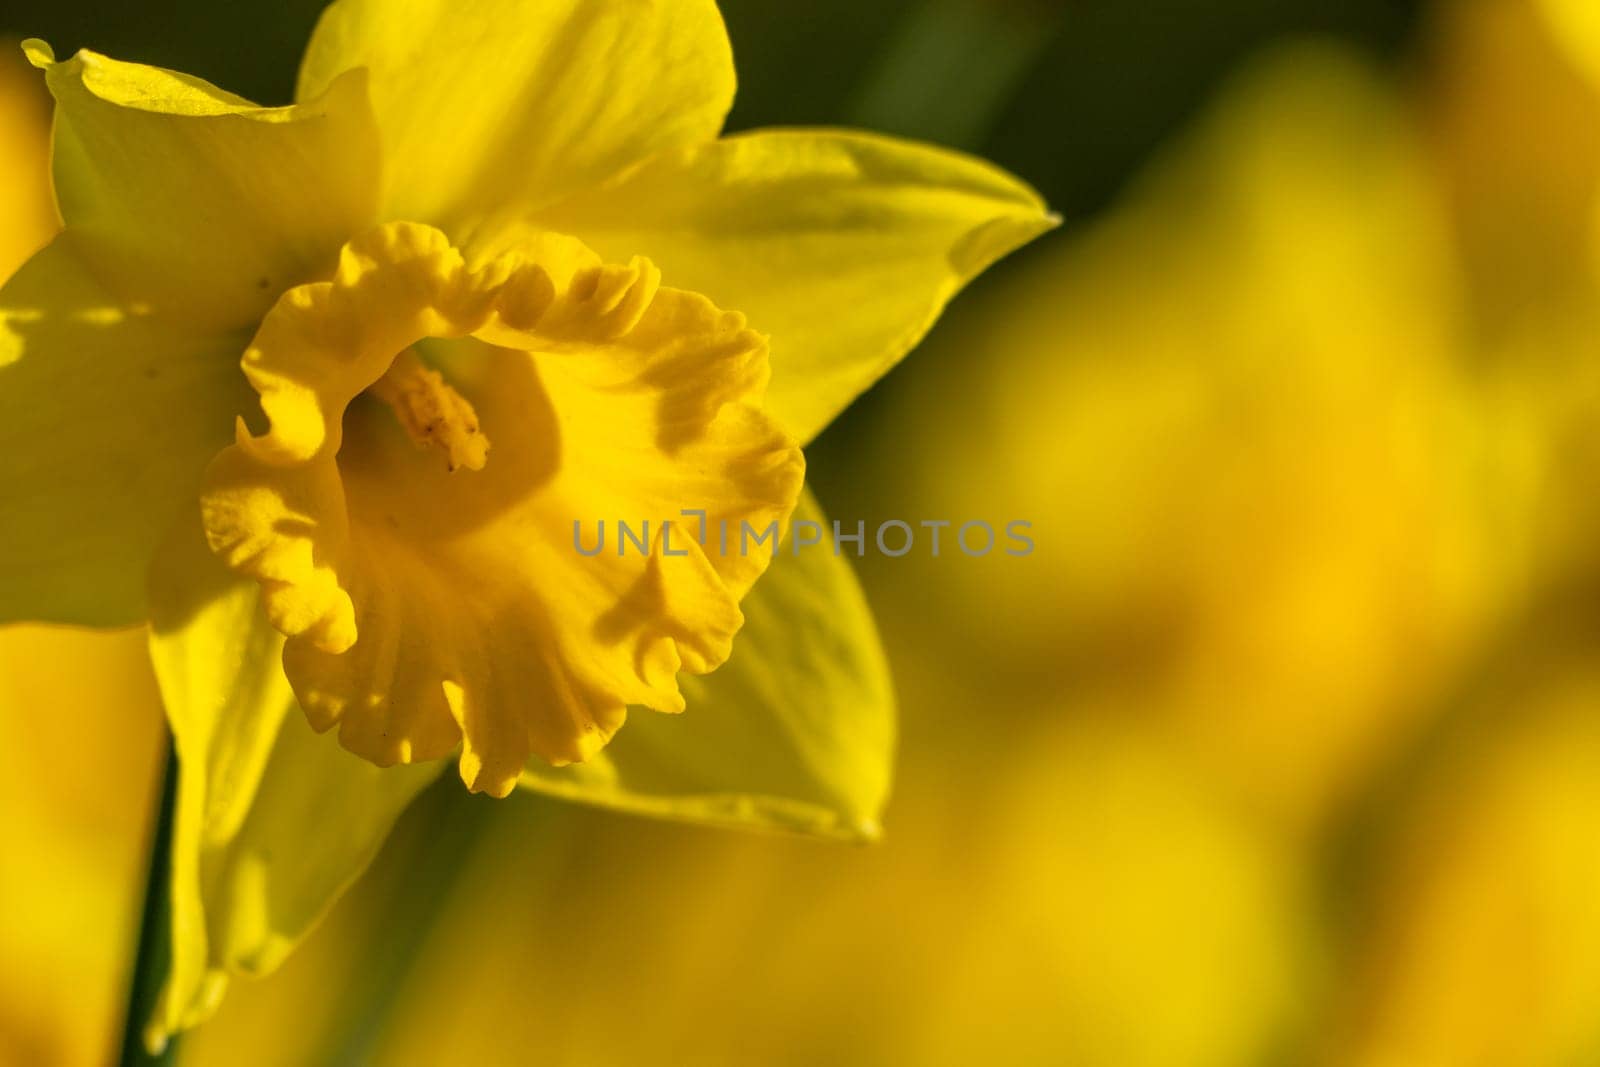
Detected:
[
  {"left": 144, "top": 520, "right": 442, "bottom": 1050},
  {"left": 530, "top": 129, "right": 1058, "bottom": 443},
  {"left": 296, "top": 0, "right": 734, "bottom": 234},
  {"left": 518, "top": 488, "right": 895, "bottom": 841},
  {"left": 0, "top": 239, "right": 252, "bottom": 626},
  {"left": 25, "top": 39, "right": 380, "bottom": 330}
]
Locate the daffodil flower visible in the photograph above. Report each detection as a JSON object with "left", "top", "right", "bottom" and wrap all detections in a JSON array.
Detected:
[{"left": 0, "top": 0, "right": 1052, "bottom": 1047}]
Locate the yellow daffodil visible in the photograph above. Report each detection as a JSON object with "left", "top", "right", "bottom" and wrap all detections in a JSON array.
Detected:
[{"left": 0, "top": 0, "right": 1052, "bottom": 1049}]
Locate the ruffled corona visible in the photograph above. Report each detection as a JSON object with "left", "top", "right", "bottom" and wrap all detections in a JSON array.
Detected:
[{"left": 201, "top": 222, "right": 805, "bottom": 796}]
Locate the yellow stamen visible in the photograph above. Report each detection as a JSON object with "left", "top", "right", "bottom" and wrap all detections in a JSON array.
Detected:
[{"left": 369, "top": 349, "right": 490, "bottom": 472}]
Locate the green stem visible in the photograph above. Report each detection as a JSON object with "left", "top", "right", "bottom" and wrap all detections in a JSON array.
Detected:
[{"left": 117, "top": 734, "right": 179, "bottom": 1067}]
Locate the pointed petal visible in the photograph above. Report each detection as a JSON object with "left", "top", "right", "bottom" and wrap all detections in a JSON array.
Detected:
[
  {"left": 518, "top": 488, "right": 896, "bottom": 841},
  {"left": 144, "top": 520, "right": 442, "bottom": 1048},
  {"left": 532, "top": 129, "right": 1058, "bottom": 443},
  {"left": 25, "top": 40, "right": 380, "bottom": 329},
  {"left": 296, "top": 0, "right": 734, "bottom": 233},
  {"left": 0, "top": 239, "right": 251, "bottom": 626}
]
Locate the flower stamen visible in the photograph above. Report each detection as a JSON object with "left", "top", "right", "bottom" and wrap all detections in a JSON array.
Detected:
[{"left": 368, "top": 348, "right": 490, "bottom": 472}]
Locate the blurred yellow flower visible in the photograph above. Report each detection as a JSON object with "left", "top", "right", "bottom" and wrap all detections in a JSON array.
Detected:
[
  {"left": 851, "top": 18, "right": 1600, "bottom": 1065},
  {"left": 0, "top": 626, "right": 164, "bottom": 1067},
  {"left": 1329, "top": 642, "right": 1600, "bottom": 1065},
  {"left": 0, "top": 42, "right": 53, "bottom": 277},
  {"left": 908, "top": 715, "right": 1310, "bottom": 1067},
  {"left": 879, "top": 44, "right": 1519, "bottom": 832},
  {"left": 0, "top": 0, "right": 1052, "bottom": 1050},
  {"left": 0, "top": 44, "right": 157, "bottom": 1067}
]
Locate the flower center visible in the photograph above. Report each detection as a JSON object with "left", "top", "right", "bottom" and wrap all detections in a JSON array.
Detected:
[{"left": 368, "top": 348, "right": 489, "bottom": 472}]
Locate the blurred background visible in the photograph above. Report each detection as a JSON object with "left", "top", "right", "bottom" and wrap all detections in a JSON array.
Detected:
[{"left": 9, "top": 0, "right": 1600, "bottom": 1062}]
